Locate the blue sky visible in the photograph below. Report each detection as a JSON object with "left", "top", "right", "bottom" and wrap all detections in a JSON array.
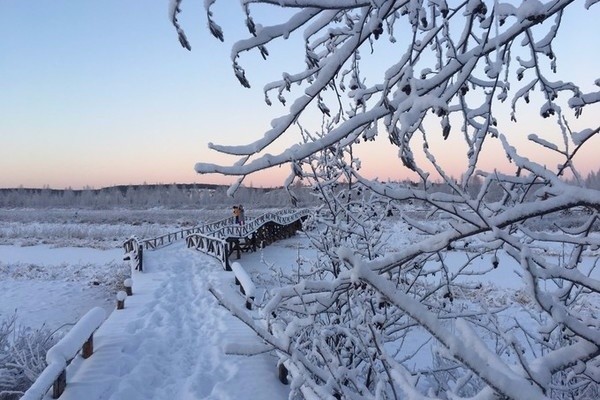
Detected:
[
  {"left": 1, "top": 1, "right": 598, "bottom": 189},
  {"left": 1, "top": 1, "right": 289, "bottom": 189}
]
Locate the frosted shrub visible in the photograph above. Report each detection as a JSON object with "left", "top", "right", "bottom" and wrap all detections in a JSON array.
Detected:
[
  {"left": 0, "top": 313, "right": 61, "bottom": 399},
  {"left": 427, "top": 349, "right": 485, "bottom": 397}
]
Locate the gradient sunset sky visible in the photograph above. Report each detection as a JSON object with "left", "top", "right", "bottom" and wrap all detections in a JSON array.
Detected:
[{"left": 1, "top": 1, "right": 598, "bottom": 189}]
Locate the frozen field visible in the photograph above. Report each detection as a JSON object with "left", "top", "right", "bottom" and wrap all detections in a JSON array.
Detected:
[
  {"left": 1, "top": 206, "right": 597, "bottom": 332},
  {"left": 1, "top": 207, "right": 598, "bottom": 399}
]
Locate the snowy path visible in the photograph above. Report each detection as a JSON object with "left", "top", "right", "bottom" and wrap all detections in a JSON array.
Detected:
[{"left": 56, "top": 242, "right": 289, "bottom": 400}]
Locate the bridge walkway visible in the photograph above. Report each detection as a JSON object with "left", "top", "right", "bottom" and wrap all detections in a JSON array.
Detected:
[{"left": 55, "top": 241, "right": 289, "bottom": 400}]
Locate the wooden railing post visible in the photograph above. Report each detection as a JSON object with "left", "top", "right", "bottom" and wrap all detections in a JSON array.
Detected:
[
  {"left": 82, "top": 334, "right": 94, "bottom": 359},
  {"left": 278, "top": 363, "right": 289, "bottom": 385},
  {"left": 138, "top": 245, "right": 143, "bottom": 272},
  {"left": 245, "top": 297, "right": 254, "bottom": 310},
  {"left": 231, "top": 262, "right": 255, "bottom": 310},
  {"left": 117, "top": 291, "right": 126, "bottom": 309},
  {"left": 224, "top": 244, "right": 231, "bottom": 271},
  {"left": 52, "top": 370, "right": 67, "bottom": 399},
  {"left": 124, "top": 278, "right": 133, "bottom": 296}
]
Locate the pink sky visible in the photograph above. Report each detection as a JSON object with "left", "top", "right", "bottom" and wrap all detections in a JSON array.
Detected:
[
  {"left": 1, "top": 1, "right": 598, "bottom": 190},
  {"left": 3, "top": 107, "right": 598, "bottom": 190}
]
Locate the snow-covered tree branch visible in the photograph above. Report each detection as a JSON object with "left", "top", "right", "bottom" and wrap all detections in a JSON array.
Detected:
[{"left": 172, "top": 0, "right": 599, "bottom": 398}]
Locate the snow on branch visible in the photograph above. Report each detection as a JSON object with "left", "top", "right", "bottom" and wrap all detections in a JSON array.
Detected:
[
  {"left": 171, "top": 1, "right": 600, "bottom": 397},
  {"left": 188, "top": 0, "right": 588, "bottom": 183},
  {"left": 168, "top": 0, "right": 192, "bottom": 50}
]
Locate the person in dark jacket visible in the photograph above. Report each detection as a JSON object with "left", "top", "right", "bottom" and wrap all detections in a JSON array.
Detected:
[
  {"left": 239, "top": 205, "right": 245, "bottom": 225},
  {"left": 233, "top": 205, "right": 240, "bottom": 224}
]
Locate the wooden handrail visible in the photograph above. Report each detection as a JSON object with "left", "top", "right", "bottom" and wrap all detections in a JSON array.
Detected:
[
  {"left": 186, "top": 209, "right": 312, "bottom": 271},
  {"left": 21, "top": 307, "right": 106, "bottom": 400},
  {"left": 186, "top": 233, "right": 231, "bottom": 270},
  {"left": 127, "top": 209, "right": 312, "bottom": 272},
  {"left": 202, "top": 209, "right": 312, "bottom": 240},
  {"left": 230, "top": 262, "right": 256, "bottom": 309},
  {"left": 123, "top": 236, "right": 143, "bottom": 271}
]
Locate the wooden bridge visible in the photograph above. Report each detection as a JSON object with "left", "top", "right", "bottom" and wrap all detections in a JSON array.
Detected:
[
  {"left": 24, "top": 208, "right": 312, "bottom": 400},
  {"left": 123, "top": 208, "right": 311, "bottom": 271}
]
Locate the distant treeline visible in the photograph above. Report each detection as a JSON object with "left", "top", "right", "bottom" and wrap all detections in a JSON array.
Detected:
[
  {"left": 2, "top": 169, "right": 598, "bottom": 209},
  {"left": 0, "top": 183, "right": 320, "bottom": 209}
]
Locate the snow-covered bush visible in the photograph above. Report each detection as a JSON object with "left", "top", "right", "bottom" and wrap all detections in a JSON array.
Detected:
[{"left": 0, "top": 313, "right": 61, "bottom": 399}]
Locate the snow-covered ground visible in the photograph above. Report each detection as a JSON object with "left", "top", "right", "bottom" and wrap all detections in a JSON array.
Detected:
[
  {"left": 0, "top": 208, "right": 307, "bottom": 399},
  {"left": 1, "top": 208, "right": 598, "bottom": 399},
  {"left": 0, "top": 245, "right": 124, "bottom": 331},
  {"left": 53, "top": 240, "right": 293, "bottom": 400}
]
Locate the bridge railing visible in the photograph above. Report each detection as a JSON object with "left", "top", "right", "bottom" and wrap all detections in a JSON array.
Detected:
[
  {"left": 230, "top": 262, "right": 255, "bottom": 310},
  {"left": 125, "top": 209, "right": 312, "bottom": 272},
  {"left": 121, "top": 216, "right": 237, "bottom": 270},
  {"left": 21, "top": 307, "right": 106, "bottom": 400},
  {"left": 186, "top": 208, "right": 312, "bottom": 271},
  {"left": 124, "top": 215, "right": 237, "bottom": 255},
  {"left": 193, "top": 216, "right": 237, "bottom": 235},
  {"left": 185, "top": 232, "right": 231, "bottom": 270},
  {"left": 206, "top": 209, "right": 312, "bottom": 240},
  {"left": 140, "top": 227, "right": 199, "bottom": 250},
  {"left": 123, "top": 236, "right": 143, "bottom": 271}
]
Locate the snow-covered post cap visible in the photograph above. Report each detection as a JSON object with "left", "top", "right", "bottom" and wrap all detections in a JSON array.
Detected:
[
  {"left": 231, "top": 262, "right": 256, "bottom": 310},
  {"left": 124, "top": 278, "right": 133, "bottom": 295},
  {"left": 116, "top": 290, "right": 127, "bottom": 309}
]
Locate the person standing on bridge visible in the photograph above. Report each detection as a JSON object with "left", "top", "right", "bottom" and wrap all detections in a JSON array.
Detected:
[
  {"left": 233, "top": 205, "right": 240, "bottom": 224},
  {"left": 239, "top": 204, "right": 245, "bottom": 225}
]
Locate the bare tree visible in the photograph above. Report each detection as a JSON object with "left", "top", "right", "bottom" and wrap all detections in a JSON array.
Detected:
[{"left": 172, "top": 0, "right": 600, "bottom": 398}]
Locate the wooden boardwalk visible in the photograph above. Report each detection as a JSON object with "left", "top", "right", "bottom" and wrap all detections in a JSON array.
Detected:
[
  {"left": 124, "top": 208, "right": 310, "bottom": 271},
  {"left": 24, "top": 208, "right": 311, "bottom": 400}
]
